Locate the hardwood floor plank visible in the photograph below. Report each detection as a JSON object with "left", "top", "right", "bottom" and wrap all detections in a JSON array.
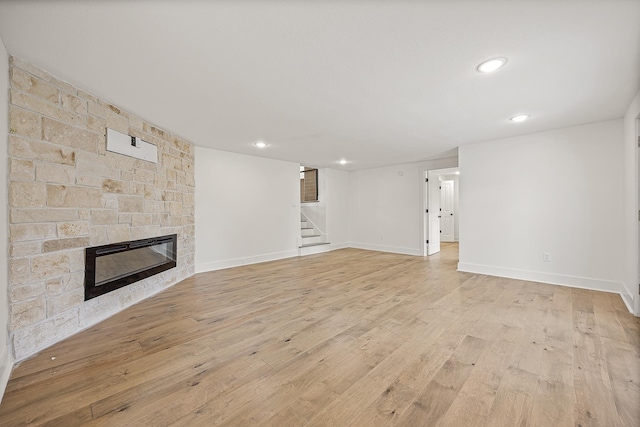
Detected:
[{"left": 0, "top": 243, "right": 638, "bottom": 426}]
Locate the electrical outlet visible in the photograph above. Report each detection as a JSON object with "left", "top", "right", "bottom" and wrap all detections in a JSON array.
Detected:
[{"left": 543, "top": 252, "right": 552, "bottom": 262}]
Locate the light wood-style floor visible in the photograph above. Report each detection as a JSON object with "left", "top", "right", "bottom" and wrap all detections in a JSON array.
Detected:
[{"left": 1, "top": 244, "right": 639, "bottom": 426}]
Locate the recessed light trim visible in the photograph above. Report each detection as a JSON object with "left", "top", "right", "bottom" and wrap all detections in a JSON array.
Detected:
[
  {"left": 338, "top": 159, "right": 348, "bottom": 165},
  {"left": 477, "top": 57, "right": 507, "bottom": 73},
  {"left": 254, "top": 140, "right": 267, "bottom": 148},
  {"left": 510, "top": 114, "right": 530, "bottom": 122}
]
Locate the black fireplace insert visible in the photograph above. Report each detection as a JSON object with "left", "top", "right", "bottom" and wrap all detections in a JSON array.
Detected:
[{"left": 84, "top": 234, "right": 177, "bottom": 301}]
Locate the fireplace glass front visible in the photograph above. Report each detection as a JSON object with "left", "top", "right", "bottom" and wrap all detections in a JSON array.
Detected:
[{"left": 84, "top": 234, "right": 177, "bottom": 301}]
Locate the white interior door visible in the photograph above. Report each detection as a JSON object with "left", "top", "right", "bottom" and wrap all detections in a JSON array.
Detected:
[
  {"left": 427, "top": 172, "right": 441, "bottom": 255},
  {"left": 441, "top": 180, "right": 455, "bottom": 242}
]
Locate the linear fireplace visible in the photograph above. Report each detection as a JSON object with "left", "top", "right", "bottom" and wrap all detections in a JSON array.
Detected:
[{"left": 84, "top": 234, "right": 177, "bottom": 301}]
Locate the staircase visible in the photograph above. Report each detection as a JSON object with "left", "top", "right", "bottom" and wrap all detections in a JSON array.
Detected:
[{"left": 299, "top": 214, "right": 330, "bottom": 255}]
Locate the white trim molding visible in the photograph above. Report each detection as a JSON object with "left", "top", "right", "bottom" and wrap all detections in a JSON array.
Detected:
[
  {"left": 195, "top": 250, "right": 300, "bottom": 273},
  {"left": 349, "top": 242, "right": 421, "bottom": 256},
  {"left": 458, "top": 262, "right": 632, "bottom": 312}
]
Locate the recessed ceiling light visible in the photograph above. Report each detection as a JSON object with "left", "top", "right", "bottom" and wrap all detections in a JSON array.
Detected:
[
  {"left": 254, "top": 140, "right": 267, "bottom": 148},
  {"left": 338, "top": 159, "right": 348, "bottom": 165},
  {"left": 510, "top": 114, "right": 530, "bottom": 122},
  {"left": 477, "top": 57, "right": 507, "bottom": 73}
]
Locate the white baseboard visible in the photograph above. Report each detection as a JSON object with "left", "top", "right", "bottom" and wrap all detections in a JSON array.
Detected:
[
  {"left": 299, "top": 242, "right": 349, "bottom": 256},
  {"left": 195, "top": 250, "right": 300, "bottom": 273},
  {"left": 458, "top": 262, "right": 630, "bottom": 310},
  {"left": 349, "top": 242, "right": 421, "bottom": 256},
  {"left": 0, "top": 346, "right": 13, "bottom": 405},
  {"left": 620, "top": 281, "right": 635, "bottom": 314}
]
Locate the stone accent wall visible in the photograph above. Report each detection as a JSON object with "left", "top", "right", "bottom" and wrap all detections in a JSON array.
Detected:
[{"left": 7, "top": 58, "right": 196, "bottom": 360}]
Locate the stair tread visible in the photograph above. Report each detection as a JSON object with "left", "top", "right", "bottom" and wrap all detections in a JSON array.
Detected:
[
  {"left": 302, "top": 234, "right": 321, "bottom": 238},
  {"left": 299, "top": 242, "right": 331, "bottom": 248},
  {"left": 301, "top": 227, "right": 314, "bottom": 230}
]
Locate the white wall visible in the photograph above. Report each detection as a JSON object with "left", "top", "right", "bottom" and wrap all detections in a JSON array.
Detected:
[
  {"left": 325, "top": 168, "right": 350, "bottom": 246},
  {"left": 0, "top": 38, "right": 10, "bottom": 401},
  {"left": 195, "top": 147, "right": 300, "bottom": 272},
  {"left": 459, "top": 119, "right": 626, "bottom": 298},
  {"left": 623, "top": 89, "right": 640, "bottom": 315},
  {"left": 349, "top": 158, "right": 458, "bottom": 255}
]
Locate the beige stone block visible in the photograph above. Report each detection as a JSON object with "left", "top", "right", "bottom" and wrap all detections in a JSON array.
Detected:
[
  {"left": 75, "top": 152, "right": 120, "bottom": 180},
  {"left": 75, "top": 175, "right": 103, "bottom": 188},
  {"left": 185, "top": 173, "right": 195, "bottom": 188},
  {"left": 135, "top": 158, "right": 158, "bottom": 172},
  {"left": 9, "top": 257, "right": 30, "bottom": 286},
  {"left": 102, "top": 178, "right": 127, "bottom": 194},
  {"left": 90, "top": 225, "right": 109, "bottom": 246},
  {"left": 47, "top": 184, "right": 102, "bottom": 208},
  {"left": 9, "top": 106, "right": 41, "bottom": 138},
  {"left": 46, "top": 277, "right": 63, "bottom": 296},
  {"left": 153, "top": 174, "right": 168, "bottom": 190},
  {"left": 79, "top": 209, "right": 91, "bottom": 221},
  {"left": 12, "top": 309, "right": 79, "bottom": 361},
  {"left": 86, "top": 114, "right": 106, "bottom": 134},
  {"left": 45, "top": 272, "right": 83, "bottom": 296},
  {"left": 42, "top": 117, "right": 99, "bottom": 153},
  {"left": 10, "top": 241, "right": 42, "bottom": 257},
  {"left": 129, "top": 115, "right": 144, "bottom": 130},
  {"left": 169, "top": 216, "right": 182, "bottom": 227},
  {"left": 182, "top": 192, "right": 195, "bottom": 206},
  {"left": 121, "top": 171, "right": 135, "bottom": 182},
  {"left": 57, "top": 221, "right": 90, "bottom": 237},
  {"left": 130, "top": 182, "right": 145, "bottom": 197},
  {"left": 10, "top": 282, "right": 46, "bottom": 303},
  {"left": 31, "top": 252, "right": 69, "bottom": 280},
  {"left": 118, "top": 213, "right": 131, "bottom": 224},
  {"left": 134, "top": 169, "right": 155, "bottom": 184},
  {"left": 43, "top": 237, "right": 90, "bottom": 253},
  {"left": 10, "top": 223, "right": 57, "bottom": 242},
  {"left": 9, "top": 135, "right": 76, "bottom": 166},
  {"left": 118, "top": 195, "right": 144, "bottom": 212},
  {"left": 169, "top": 202, "right": 183, "bottom": 216},
  {"left": 68, "top": 249, "right": 84, "bottom": 272},
  {"left": 10, "top": 296, "right": 46, "bottom": 329},
  {"left": 61, "top": 92, "right": 87, "bottom": 114},
  {"left": 98, "top": 99, "right": 128, "bottom": 118},
  {"left": 49, "top": 76, "right": 76, "bottom": 95},
  {"left": 11, "top": 67, "right": 60, "bottom": 103},
  {"left": 130, "top": 226, "right": 160, "bottom": 240},
  {"left": 11, "top": 90, "right": 85, "bottom": 127},
  {"left": 91, "top": 209, "right": 117, "bottom": 225},
  {"left": 77, "top": 89, "right": 97, "bottom": 103},
  {"left": 9, "top": 181, "right": 47, "bottom": 208},
  {"left": 11, "top": 208, "right": 78, "bottom": 223},
  {"left": 11, "top": 57, "right": 52, "bottom": 82},
  {"left": 104, "top": 151, "right": 135, "bottom": 172},
  {"left": 143, "top": 123, "right": 169, "bottom": 141},
  {"left": 131, "top": 213, "right": 153, "bottom": 227},
  {"left": 166, "top": 180, "right": 177, "bottom": 191},
  {"left": 145, "top": 200, "right": 164, "bottom": 213},
  {"left": 101, "top": 194, "right": 119, "bottom": 210},
  {"left": 162, "top": 153, "right": 182, "bottom": 171},
  {"left": 182, "top": 159, "right": 194, "bottom": 174},
  {"left": 47, "top": 288, "right": 84, "bottom": 317},
  {"left": 106, "top": 224, "right": 131, "bottom": 243},
  {"left": 10, "top": 159, "right": 35, "bottom": 181},
  {"left": 63, "top": 272, "right": 84, "bottom": 292},
  {"left": 35, "top": 161, "right": 75, "bottom": 184}
]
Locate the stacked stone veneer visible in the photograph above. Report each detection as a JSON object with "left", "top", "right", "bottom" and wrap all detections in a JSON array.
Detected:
[{"left": 6, "top": 57, "right": 195, "bottom": 360}]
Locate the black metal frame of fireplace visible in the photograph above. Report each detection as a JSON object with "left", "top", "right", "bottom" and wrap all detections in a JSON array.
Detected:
[{"left": 84, "top": 234, "right": 177, "bottom": 301}]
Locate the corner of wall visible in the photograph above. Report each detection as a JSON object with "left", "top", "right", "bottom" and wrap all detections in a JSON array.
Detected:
[{"left": 0, "top": 35, "right": 13, "bottom": 402}]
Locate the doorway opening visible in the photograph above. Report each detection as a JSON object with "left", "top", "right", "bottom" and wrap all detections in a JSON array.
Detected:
[{"left": 423, "top": 167, "right": 459, "bottom": 256}]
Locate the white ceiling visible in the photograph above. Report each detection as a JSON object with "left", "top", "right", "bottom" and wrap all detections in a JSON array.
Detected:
[{"left": 0, "top": 1, "right": 638, "bottom": 170}]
